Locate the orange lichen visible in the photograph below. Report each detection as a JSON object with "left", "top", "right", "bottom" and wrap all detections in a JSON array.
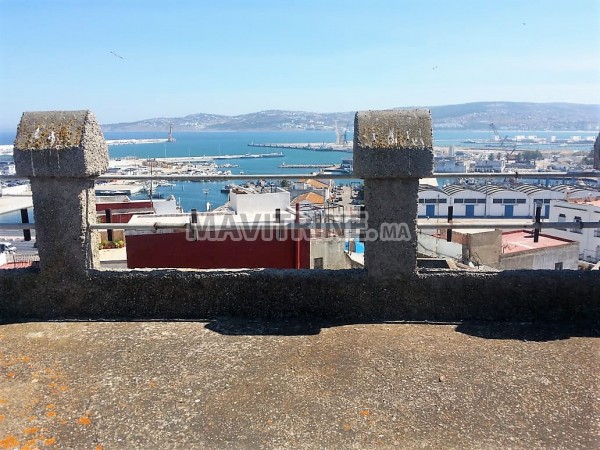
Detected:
[
  {"left": 6, "top": 372, "right": 15, "bottom": 379},
  {"left": 0, "top": 435, "right": 20, "bottom": 449},
  {"left": 22, "top": 428, "right": 39, "bottom": 435},
  {"left": 343, "top": 423, "right": 352, "bottom": 431},
  {"left": 95, "top": 446, "right": 103, "bottom": 450},
  {"left": 77, "top": 416, "right": 91, "bottom": 426},
  {"left": 19, "top": 356, "right": 31, "bottom": 363},
  {"left": 44, "top": 437, "right": 56, "bottom": 446},
  {"left": 21, "top": 438, "right": 39, "bottom": 450},
  {"left": 45, "top": 404, "right": 54, "bottom": 410},
  {"left": 27, "top": 416, "right": 36, "bottom": 422},
  {"left": 46, "top": 411, "right": 56, "bottom": 418},
  {"left": 0, "top": 415, "right": 4, "bottom": 422},
  {"left": 359, "top": 409, "right": 370, "bottom": 416}
]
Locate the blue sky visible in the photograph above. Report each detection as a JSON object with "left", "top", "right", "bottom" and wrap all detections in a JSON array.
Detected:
[{"left": 0, "top": 0, "right": 598, "bottom": 129}]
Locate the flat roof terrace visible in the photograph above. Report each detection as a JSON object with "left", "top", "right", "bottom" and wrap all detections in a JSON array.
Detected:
[
  {"left": 501, "top": 230, "right": 576, "bottom": 254},
  {"left": 0, "top": 320, "right": 597, "bottom": 449}
]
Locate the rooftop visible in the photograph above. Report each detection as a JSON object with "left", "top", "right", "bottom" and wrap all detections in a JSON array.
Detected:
[
  {"left": 501, "top": 230, "right": 575, "bottom": 254},
  {"left": 0, "top": 320, "right": 597, "bottom": 449},
  {"left": 291, "top": 192, "right": 325, "bottom": 206}
]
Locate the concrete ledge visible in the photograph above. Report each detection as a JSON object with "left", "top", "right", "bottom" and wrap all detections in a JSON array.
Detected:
[{"left": 1, "top": 269, "right": 598, "bottom": 323}]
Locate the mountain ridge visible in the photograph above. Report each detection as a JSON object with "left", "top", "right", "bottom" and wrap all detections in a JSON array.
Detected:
[{"left": 102, "top": 102, "right": 600, "bottom": 132}]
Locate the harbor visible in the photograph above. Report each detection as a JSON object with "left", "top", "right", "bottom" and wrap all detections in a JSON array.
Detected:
[{"left": 248, "top": 142, "right": 353, "bottom": 152}]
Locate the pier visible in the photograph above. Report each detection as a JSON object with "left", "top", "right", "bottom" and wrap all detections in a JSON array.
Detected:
[
  {"left": 278, "top": 163, "right": 333, "bottom": 169},
  {"left": 127, "top": 152, "right": 284, "bottom": 164},
  {"left": 248, "top": 142, "right": 353, "bottom": 152},
  {"left": 107, "top": 138, "right": 170, "bottom": 146}
]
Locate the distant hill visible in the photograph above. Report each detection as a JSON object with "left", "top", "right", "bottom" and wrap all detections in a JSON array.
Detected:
[{"left": 102, "top": 102, "right": 600, "bottom": 132}]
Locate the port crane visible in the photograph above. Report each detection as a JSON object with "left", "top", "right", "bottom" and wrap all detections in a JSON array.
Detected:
[
  {"left": 489, "top": 122, "right": 518, "bottom": 159},
  {"left": 489, "top": 123, "right": 508, "bottom": 148}
]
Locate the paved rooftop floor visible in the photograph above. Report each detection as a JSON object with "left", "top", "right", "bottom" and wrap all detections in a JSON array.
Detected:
[{"left": 0, "top": 320, "right": 598, "bottom": 449}]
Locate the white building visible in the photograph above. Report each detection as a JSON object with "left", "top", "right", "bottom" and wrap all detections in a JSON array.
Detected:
[
  {"left": 482, "top": 185, "right": 529, "bottom": 218},
  {"left": 551, "top": 185, "right": 600, "bottom": 201},
  {"left": 442, "top": 185, "right": 487, "bottom": 218},
  {"left": 473, "top": 159, "right": 505, "bottom": 173},
  {"left": 229, "top": 188, "right": 291, "bottom": 214},
  {"left": 434, "top": 157, "right": 468, "bottom": 173},
  {"left": 513, "top": 185, "right": 564, "bottom": 219},
  {"left": 418, "top": 185, "right": 450, "bottom": 218},
  {"left": 548, "top": 198, "right": 600, "bottom": 263}
]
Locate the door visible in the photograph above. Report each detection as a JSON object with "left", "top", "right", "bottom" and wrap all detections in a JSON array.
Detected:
[
  {"left": 544, "top": 204, "right": 550, "bottom": 218},
  {"left": 426, "top": 204, "right": 436, "bottom": 218},
  {"left": 504, "top": 205, "right": 514, "bottom": 218},
  {"left": 465, "top": 205, "right": 475, "bottom": 217}
]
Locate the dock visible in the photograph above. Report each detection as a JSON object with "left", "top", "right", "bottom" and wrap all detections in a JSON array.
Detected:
[
  {"left": 106, "top": 138, "right": 169, "bottom": 146},
  {"left": 95, "top": 182, "right": 146, "bottom": 196},
  {"left": 248, "top": 142, "right": 353, "bottom": 153},
  {"left": 278, "top": 163, "right": 333, "bottom": 169},
  {"left": 149, "top": 152, "right": 284, "bottom": 164}
]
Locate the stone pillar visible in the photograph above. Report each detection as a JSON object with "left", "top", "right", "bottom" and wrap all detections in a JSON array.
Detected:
[
  {"left": 353, "top": 110, "right": 433, "bottom": 277},
  {"left": 13, "top": 111, "right": 109, "bottom": 274}
]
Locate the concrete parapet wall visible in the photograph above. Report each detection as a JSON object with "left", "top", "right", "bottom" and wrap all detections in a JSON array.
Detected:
[{"left": 0, "top": 268, "right": 598, "bottom": 323}]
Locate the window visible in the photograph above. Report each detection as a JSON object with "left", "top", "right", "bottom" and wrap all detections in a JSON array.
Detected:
[
  {"left": 558, "top": 214, "right": 566, "bottom": 231},
  {"left": 594, "top": 222, "right": 600, "bottom": 238},
  {"left": 313, "top": 257, "right": 323, "bottom": 269},
  {"left": 543, "top": 199, "right": 551, "bottom": 204},
  {"left": 554, "top": 262, "right": 563, "bottom": 270},
  {"left": 516, "top": 199, "right": 526, "bottom": 204},
  {"left": 493, "top": 199, "right": 502, "bottom": 204},
  {"left": 464, "top": 199, "right": 477, "bottom": 204},
  {"left": 454, "top": 199, "right": 464, "bottom": 204},
  {"left": 504, "top": 199, "right": 516, "bottom": 204},
  {"left": 571, "top": 216, "right": 583, "bottom": 234},
  {"left": 477, "top": 199, "right": 486, "bottom": 204}
]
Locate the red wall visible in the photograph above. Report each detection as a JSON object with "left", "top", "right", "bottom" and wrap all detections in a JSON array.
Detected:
[
  {"left": 126, "top": 230, "right": 311, "bottom": 269},
  {"left": 96, "top": 201, "right": 153, "bottom": 212},
  {"left": 97, "top": 201, "right": 154, "bottom": 224}
]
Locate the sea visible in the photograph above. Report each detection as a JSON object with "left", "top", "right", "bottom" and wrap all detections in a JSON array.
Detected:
[{"left": 0, "top": 129, "right": 597, "bottom": 217}]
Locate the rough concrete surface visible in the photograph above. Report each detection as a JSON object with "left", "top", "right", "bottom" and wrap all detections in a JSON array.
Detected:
[
  {"left": 353, "top": 110, "right": 433, "bottom": 178},
  {"left": 30, "top": 178, "right": 100, "bottom": 273},
  {"left": 13, "top": 110, "right": 108, "bottom": 178},
  {"left": 0, "top": 321, "right": 597, "bottom": 449},
  {"left": 1, "top": 268, "right": 600, "bottom": 323},
  {"left": 363, "top": 178, "right": 419, "bottom": 275}
]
